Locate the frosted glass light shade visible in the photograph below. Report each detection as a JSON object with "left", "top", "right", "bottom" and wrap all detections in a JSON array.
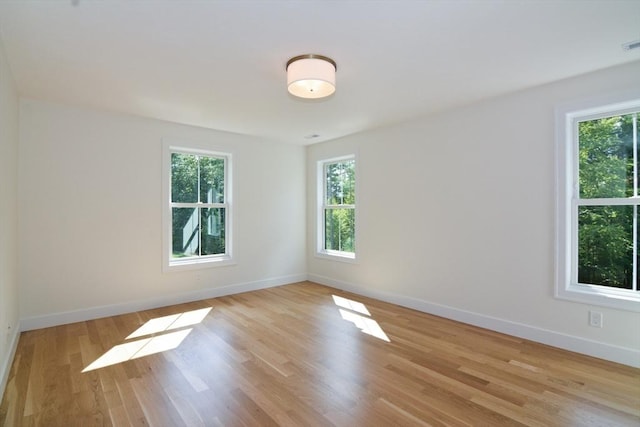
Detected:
[{"left": 287, "top": 54, "right": 336, "bottom": 99}]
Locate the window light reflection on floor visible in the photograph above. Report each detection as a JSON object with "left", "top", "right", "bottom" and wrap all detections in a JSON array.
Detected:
[
  {"left": 82, "top": 307, "right": 212, "bottom": 372},
  {"left": 332, "top": 295, "right": 390, "bottom": 342},
  {"left": 82, "top": 329, "right": 192, "bottom": 372},
  {"left": 126, "top": 307, "right": 212, "bottom": 339},
  {"left": 332, "top": 295, "right": 371, "bottom": 316}
]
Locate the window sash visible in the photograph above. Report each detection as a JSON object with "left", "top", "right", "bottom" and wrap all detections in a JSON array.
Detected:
[
  {"left": 323, "top": 160, "right": 355, "bottom": 205},
  {"left": 567, "top": 105, "right": 640, "bottom": 297},
  {"left": 171, "top": 202, "right": 227, "bottom": 208},
  {"left": 170, "top": 206, "right": 227, "bottom": 259},
  {"left": 164, "top": 144, "right": 232, "bottom": 270},
  {"left": 318, "top": 156, "right": 356, "bottom": 259},
  {"left": 571, "top": 204, "right": 637, "bottom": 291},
  {"left": 323, "top": 206, "right": 355, "bottom": 254},
  {"left": 323, "top": 204, "right": 356, "bottom": 209}
]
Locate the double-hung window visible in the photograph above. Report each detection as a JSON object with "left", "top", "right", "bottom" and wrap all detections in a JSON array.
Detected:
[
  {"left": 556, "top": 99, "right": 640, "bottom": 311},
  {"left": 164, "top": 145, "right": 232, "bottom": 270},
  {"left": 318, "top": 156, "right": 356, "bottom": 260}
]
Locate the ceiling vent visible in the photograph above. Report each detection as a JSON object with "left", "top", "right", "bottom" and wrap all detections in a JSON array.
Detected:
[{"left": 622, "top": 39, "right": 640, "bottom": 51}]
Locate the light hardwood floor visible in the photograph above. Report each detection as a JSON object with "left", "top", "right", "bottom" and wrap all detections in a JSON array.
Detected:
[{"left": 1, "top": 281, "right": 638, "bottom": 426}]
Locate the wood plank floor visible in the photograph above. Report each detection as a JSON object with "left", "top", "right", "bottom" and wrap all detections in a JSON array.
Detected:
[{"left": 1, "top": 281, "right": 639, "bottom": 426}]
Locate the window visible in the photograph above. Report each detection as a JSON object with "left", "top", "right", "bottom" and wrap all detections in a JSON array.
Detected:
[
  {"left": 163, "top": 144, "right": 232, "bottom": 270},
  {"left": 556, "top": 99, "right": 640, "bottom": 311},
  {"left": 318, "top": 156, "right": 356, "bottom": 260}
]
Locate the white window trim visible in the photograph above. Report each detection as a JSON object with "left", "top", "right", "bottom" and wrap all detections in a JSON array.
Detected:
[
  {"left": 162, "top": 140, "right": 235, "bottom": 272},
  {"left": 316, "top": 154, "right": 357, "bottom": 263},
  {"left": 555, "top": 96, "right": 640, "bottom": 312}
]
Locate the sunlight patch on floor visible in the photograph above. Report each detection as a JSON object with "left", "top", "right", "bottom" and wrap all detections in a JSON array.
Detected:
[
  {"left": 333, "top": 295, "right": 390, "bottom": 342},
  {"left": 82, "top": 307, "right": 212, "bottom": 372},
  {"left": 126, "top": 307, "right": 212, "bottom": 339},
  {"left": 332, "top": 295, "right": 371, "bottom": 316},
  {"left": 82, "top": 329, "right": 192, "bottom": 372}
]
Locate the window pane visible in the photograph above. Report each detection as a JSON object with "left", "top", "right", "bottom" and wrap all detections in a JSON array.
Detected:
[
  {"left": 200, "top": 156, "right": 225, "bottom": 203},
  {"left": 578, "top": 205, "right": 633, "bottom": 289},
  {"left": 200, "top": 208, "right": 225, "bottom": 255},
  {"left": 326, "top": 160, "right": 355, "bottom": 205},
  {"left": 172, "top": 207, "right": 199, "bottom": 258},
  {"left": 171, "top": 153, "right": 198, "bottom": 203},
  {"left": 325, "top": 208, "right": 355, "bottom": 252},
  {"left": 579, "top": 114, "right": 635, "bottom": 199}
]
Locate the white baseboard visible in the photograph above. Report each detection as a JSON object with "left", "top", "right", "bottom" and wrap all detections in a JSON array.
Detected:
[
  {"left": 20, "top": 274, "right": 308, "bottom": 331},
  {"left": 0, "top": 321, "right": 21, "bottom": 403},
  {"left": 308, "top": 274, "right": 640, "bottom": 368},
  {"left": 18, "top": 272, "right": 639, "bottom": 368}
]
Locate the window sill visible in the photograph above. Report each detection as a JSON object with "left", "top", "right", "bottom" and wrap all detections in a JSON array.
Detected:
[
  {"left": 315, "top": 250, "right": 357, "bottom": 264},
  {"left": 555, "top": 283, "right": 640, "bottom": 312},
  {"left": 164, "top": 255, "right": 236, "bottom": 272}
]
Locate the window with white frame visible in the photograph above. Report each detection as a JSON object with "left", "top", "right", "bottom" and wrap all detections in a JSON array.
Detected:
[
  {"left": 556, "top": 99, "right": 639, "bottom": 311},
  {"left": 318, "top": 156, "right": 356, "bottom": 259},
  {"left": 164, "top": 145, "right": 232, "bottom": 270}
]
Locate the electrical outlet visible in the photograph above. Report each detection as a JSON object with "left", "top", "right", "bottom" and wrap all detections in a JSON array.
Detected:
[{"left": 589, "top": 311, "right": 603, "bottom": 328}]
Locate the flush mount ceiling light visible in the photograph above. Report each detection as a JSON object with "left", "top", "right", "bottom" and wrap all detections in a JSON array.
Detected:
[{"left": 286, "top": 54, "right": 337, "bottom": 99}]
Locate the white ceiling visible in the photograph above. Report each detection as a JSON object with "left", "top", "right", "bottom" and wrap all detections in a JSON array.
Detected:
[{"left": 0, "top": 0, "right": 639, "bottom": 145}]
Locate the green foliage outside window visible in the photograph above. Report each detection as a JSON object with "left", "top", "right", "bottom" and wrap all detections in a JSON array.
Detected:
[
  {"left": 171, "top": 153, "right": 226, "bottom": 258},
  {"left": 577, "top": 114, "right": 637, "bottom": 289},
  {"left": 324, "top": 160, "right": 355, "bottom": 253}
]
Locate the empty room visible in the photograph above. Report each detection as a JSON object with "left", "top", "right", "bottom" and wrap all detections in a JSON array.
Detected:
[{"left": 1, "top": 1, "right": 639, "bottom": 425}]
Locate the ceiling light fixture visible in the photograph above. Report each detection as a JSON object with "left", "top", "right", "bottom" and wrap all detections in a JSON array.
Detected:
[{"left": 286, "top": 54, "right": 337, "bottom": 99}]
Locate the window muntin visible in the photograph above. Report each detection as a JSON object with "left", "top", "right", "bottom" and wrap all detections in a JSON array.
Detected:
[
  {"left": 168, "top": 148, "right": 231, "bottom": 267},
  {"left": 319, "top": 157, "right": 356, "bottom": 259},
  {"left": 557, "top": 99, "right": 640, "bottom": 311}
]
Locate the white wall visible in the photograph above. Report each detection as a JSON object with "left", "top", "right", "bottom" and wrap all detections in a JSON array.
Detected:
[
  {"left": 0, "top": 35, "right": 20, "bottom": 399},
  {"left": 307, "top": 61, "right": 640, "bottom": 367},
  {"left": 18, "top": 100, "right": 306, "bottom": 327},
  {"left": 9, "top": 58, "right": 640, "bottom": 372}
]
